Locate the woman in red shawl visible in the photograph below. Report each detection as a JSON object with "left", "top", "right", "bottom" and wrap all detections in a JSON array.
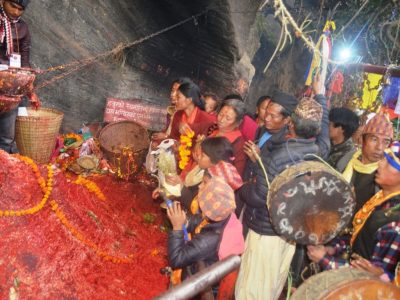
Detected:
[
  {"left": 207, "top": 99, "right": 247, "bottom": 176},
  {"left": 155, "top": 82, "right": 216, "bottom": 192},
  {"left": 168, "top": 81, "right": 215, "bottom": 141}
]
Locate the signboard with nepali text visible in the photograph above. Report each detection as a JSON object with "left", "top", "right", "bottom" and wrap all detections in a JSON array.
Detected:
[{"left": 103, "top": 98, "right": 168, "bottom": 131}]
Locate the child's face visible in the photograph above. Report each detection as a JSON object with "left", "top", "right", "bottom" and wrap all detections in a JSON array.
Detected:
[
  {"left": 204, "top": 96, "right": 218, "bottom": 113},
  {"left": 197, "top": 149, "right": 213, "bottom": 169}
]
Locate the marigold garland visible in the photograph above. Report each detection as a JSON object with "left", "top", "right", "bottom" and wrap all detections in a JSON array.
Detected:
[
  {"left": 73, "top": 176, "right": 106, "bottom": 201},
  {"left": 63, "top": 133, "right": 83, "bottom": 142},
  {"left": 178, "top": 130, "right": 194, "bottom": 170},
  {"left": 0, "top": 155, "right": 53, "bottom": 217},
  {"left": 50, "top": 200, "right": 133, "bottom": 263}
]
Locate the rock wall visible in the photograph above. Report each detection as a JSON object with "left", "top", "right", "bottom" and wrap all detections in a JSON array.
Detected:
[
  {"left": 246, "top": 0, "right": 314, "bottom": 111},
  {"left": 24, "top": 0, "right": 263, "bottom": 131}
]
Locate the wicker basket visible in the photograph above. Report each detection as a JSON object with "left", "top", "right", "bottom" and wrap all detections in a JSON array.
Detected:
[{"left": 15, "top": 108, "right": 64, "bottom": 164}]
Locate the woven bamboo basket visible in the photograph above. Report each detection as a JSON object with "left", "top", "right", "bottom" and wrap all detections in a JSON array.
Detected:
[{"left": 15, "top": 108, "right": 64, "bottom": 164}]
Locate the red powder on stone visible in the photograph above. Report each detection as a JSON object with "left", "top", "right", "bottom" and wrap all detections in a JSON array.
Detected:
[{"left": 0, "top": 151, "right": 169, "bottom": 299}]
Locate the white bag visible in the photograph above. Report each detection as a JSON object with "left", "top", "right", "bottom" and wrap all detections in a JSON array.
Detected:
[{"left": 145, "top": 139, "right": 176, "bottom": 174}]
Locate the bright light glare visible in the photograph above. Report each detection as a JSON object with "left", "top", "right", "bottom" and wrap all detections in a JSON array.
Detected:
[{"left": 339, "top": 48, "right": 352, "bottom": 61}]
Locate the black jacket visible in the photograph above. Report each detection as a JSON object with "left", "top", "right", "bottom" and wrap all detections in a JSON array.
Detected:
[
  {"left": 242, "top": 94, "right": 330, "bottom": 181},
  {"left": 168, "top": 214, "right": 228, "bottom": 278},
  {"left": 238, "top": 94, "right": 330, "bottom": 235},
  {"left": 239, "top": 138, "right": 321, "bottom": 235}
]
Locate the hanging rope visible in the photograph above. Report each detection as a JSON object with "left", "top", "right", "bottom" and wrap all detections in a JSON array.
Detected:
[
  {"left": 263, "top": 0, "right": 373, "bottom": 75},
  {"left": 34, "top": 9, "right": 208, "bottom": 91},
  {"left": 335, "top": 0, "right": 370, "bottom": 38}
]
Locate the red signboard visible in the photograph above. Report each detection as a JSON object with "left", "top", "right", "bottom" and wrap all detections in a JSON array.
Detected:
[{"left": 103, "top": 98, "right": 168, "bottom": 131}]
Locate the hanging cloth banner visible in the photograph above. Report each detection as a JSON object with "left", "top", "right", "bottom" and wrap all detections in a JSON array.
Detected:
[
  {"left": 304, "top": 21, "right": 334, "bottom": 88},
  {"left": 395, "top": 92, "right": 400, "bottom": 115},
  {"left": 382, "top": 77, "right": 400, "bottom": 110},
  {"left": 362, "top": 73, "right": 382, "bottom": 109}
]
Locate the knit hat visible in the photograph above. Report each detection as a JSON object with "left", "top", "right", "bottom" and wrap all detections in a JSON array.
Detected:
[
  {"left": 294, "top": 97, "right": 323, "bottom": 123},
  {"left": 198, "top": 176, "right": 236, "bottom": 222},
  {"left": 208, "top": 161, "right": 243, "bottom": 190},
  {"left": 8, "top": 0, "right": 30, "bottom": 8},
  {"left": 270, "top": 90, "right": 298, "bottom": 114},
  {"left": 362, "top": 112, "right": 394, "bottom": 139}
]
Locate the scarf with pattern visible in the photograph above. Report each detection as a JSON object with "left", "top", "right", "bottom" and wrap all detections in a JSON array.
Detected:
[{"left": 0, "top": 5, "right": 20, "bottom": 57}]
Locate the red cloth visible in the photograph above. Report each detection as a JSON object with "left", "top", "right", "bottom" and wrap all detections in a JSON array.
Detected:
[
  {"left": 170, "top": 109, "right": 216, "bottom": 179},
  {"left": 208, "top": 161, "right": 243, "bottom": 190},
  {"left": 329, "top": 71, "right": 344, "bottom": 95},
  {"left": 239, "top": 115, "right": 257, "bottom": 141},
  {"left": 209, "top": 129, "right": 246, "bottom": 177},
  {"left": 217, "top": 270, "right": 239, "bottom": 300},
  {"left": 169, "top": 109, "right": 216, "bottom": 141}
]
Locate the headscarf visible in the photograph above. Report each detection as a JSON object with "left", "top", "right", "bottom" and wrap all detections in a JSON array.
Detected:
[
  {"left": 208, "top": 160, "right": 243, "bottom": 190},
  {"left": 198, "top": 176, "right": 236, "bottom": 222},
  {"left": 384, "top": 152, "right": 400, "bottom": 172}
]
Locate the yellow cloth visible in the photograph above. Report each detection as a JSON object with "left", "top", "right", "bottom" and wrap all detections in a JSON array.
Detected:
[
  {"left": 190, "top": 195, "right": 199, "bottom": 215},
  {"left": 323, "top": 20, "right": 336, "bottom": 31},
  {"left": 362, "top": 73, "right": 382, "bottom": 109},
  {"left": 342, "top": 149, "right": 379, "bottom": 183},
  {"left": 305, "top": 33, "right": 330, "bottom": 87},
  {"left": 305, "top": 35, "right": 324, "bottom": 86},
  {"left": 235, "top": 230, "right": 295, "bottom": 300}
]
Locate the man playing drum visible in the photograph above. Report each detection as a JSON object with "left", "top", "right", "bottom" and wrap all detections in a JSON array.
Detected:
[{"left": 235, "top": 77, "right": 329, "bottom": 300}]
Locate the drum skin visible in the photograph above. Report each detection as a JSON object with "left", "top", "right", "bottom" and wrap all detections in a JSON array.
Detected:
[
  {"left": 267, "top": 161, "right": 356, "bottom": 245},
  {"left": 292, "top": 268, "right": 400, "bottom": 300}
]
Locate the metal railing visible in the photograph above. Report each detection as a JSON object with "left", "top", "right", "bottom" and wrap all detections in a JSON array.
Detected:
[{"left": 154, "top": 255, "right": 241, "bottom": 300}]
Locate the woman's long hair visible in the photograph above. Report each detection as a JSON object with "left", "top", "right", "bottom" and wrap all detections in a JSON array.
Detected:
[{"left": 178, "top": 82, "right": 205, "bottom": 110}]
